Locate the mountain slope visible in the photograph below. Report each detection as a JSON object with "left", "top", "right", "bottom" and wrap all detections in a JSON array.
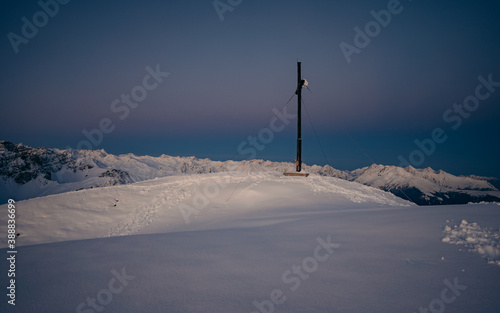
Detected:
[
  {"left": 1, "top": 140, "right": 499, "bottom": 205},
  {"left": 350, "top": 164, "right": 500, "bottom": 205},
  {"left": 0, "top": 171, "right": 412, "bottom": 248}
]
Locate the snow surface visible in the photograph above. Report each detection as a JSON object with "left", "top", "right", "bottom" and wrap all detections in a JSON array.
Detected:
[
  {"left": 0, "top": 172, "right": 500, "bottom": 313},
  {"left": 0, "top": 172, "right": 411, "bottom": 247}
]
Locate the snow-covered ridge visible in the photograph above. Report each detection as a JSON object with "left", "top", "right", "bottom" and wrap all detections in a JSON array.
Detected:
[
  {"left": 351, "top": 164, "right": 496, "bottom": 192},
  {"left": 349, "top": 164, "right": 500, "bottom": 205},
  {"left": 0, "top": 141, "right": 499, "bottom": 205}
]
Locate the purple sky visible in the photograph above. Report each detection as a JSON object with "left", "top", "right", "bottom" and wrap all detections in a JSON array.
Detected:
[{"left": 1, "top": 0, "right": 500, "bottom": 177}]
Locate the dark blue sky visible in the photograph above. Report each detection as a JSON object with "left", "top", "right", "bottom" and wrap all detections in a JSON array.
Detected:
[{"left": 1, "top": 0, "right": 500, "bottom": 178}]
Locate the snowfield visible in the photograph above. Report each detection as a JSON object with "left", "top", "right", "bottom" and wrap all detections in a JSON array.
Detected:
[{"left": 1, "top": 172, "right": 500, "bottom": 312}]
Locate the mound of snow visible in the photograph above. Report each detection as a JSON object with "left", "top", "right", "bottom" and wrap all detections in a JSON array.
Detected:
[
  {"left": 0, "top": 172, "right": 412, "bottom": 248},
  {"left": 442, "top": 220, "right": 500, "bottom": 266}
]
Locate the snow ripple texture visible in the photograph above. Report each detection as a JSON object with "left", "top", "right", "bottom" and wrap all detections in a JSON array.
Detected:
[{"left": 442, "top": 220, "right": 500, "bottom": 266}]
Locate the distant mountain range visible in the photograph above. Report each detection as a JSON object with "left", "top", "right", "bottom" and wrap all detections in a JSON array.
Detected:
[
  {"left": 348, "top": 164, "right": 500, "bottom": 205},
  {"left": 1, "top": 140, "right": 499, "bottom": 205}
]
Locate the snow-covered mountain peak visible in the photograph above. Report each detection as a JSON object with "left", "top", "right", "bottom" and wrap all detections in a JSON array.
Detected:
[
  {"left": 359, "top": 164, "right": 493, "bottom": 187},
  {"left": 1, "top": 141, "right": 499, "bottom": 205}
]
